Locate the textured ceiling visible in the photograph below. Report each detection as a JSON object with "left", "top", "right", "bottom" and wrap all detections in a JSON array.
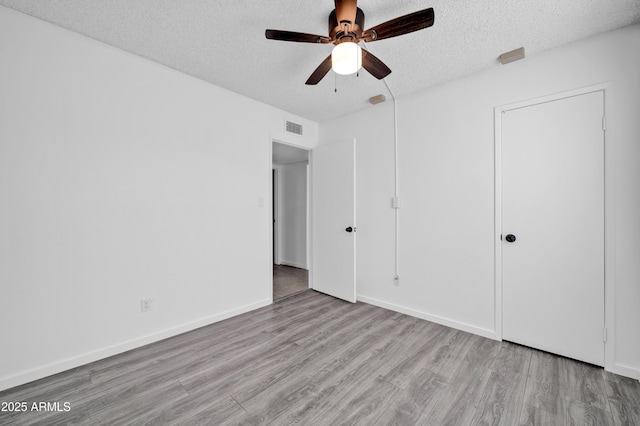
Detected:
[{"left": 2, "top": 0, "right": 640, "bottom": 122}]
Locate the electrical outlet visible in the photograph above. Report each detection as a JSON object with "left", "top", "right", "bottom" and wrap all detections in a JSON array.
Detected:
[
  {"left": 393, "top": 276, "right": 400, "bottom": 286},
  {"left": 140, "top": 298, "right": 153, "bottom": 313}
]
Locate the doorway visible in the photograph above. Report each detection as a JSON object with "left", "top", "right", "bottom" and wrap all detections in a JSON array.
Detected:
[
  {"left": 272, "top": 141, "right": 310, "bottom": 300},
  {"left": 495, "top": 86, "right": 612, "bottom": 366}
]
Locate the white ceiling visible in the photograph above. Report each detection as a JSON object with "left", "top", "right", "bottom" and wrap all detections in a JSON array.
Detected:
[{"left": 2, "top": 0, "right": 640, "bottom": 122}]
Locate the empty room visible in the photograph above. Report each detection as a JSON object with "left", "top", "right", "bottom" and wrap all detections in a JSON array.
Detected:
[{"left": 1, "top": 1, "right": 639, "bottom": 425}]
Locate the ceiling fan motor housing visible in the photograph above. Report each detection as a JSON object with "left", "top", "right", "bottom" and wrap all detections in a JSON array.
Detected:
[{"left": 329, "top": 7, "right": 365, "bottom": 43}]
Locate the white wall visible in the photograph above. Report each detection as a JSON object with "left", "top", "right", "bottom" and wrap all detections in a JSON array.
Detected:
[
  {"left": 320, "top": 24, "right": 640, "bottom": 379},
  {"left": 0, "top": 6, "right": 318, "bottom": 391},
  {"left": 275, "top": 162, "right": 308, "bottom": 269}
]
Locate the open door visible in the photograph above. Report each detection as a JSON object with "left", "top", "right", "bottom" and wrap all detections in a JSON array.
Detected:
[{"left": 311, "top": 139, "right": 356, "bottom": 303}]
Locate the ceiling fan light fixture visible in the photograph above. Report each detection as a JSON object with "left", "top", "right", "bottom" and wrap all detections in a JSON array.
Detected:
[
  {"left": 331, "top": 42, "right": 362, "bottom": 75},
  {"left": 266, "top": 3, "right": 435, "bottom": 85}
]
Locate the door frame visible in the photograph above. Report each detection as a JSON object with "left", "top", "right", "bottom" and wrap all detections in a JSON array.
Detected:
[
  {"left": 494, "top": 82, "right": 615, "bottom": 372},
  {"left": 269, "top": 138, "right": 312, "bottom": 300},
  {"left": 272, "top": 167, "right": 279, "bottom": 265}
]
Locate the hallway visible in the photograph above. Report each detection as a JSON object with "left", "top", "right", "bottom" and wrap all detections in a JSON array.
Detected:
[{"left": 273, "top": 265, "right": 308, "bottom": 300}]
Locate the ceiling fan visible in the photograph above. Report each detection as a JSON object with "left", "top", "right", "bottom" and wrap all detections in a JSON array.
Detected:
[{"left": 265, "top": 0, "right": 435, "bottom": 85}]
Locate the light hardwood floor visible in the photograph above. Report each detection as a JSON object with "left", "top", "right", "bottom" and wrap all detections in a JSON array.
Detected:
[{"left": 1, "top": 290, "right": 639, "bottom": 425}]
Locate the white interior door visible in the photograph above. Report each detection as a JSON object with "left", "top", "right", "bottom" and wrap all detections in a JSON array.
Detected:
[
  {"left": 311, "top": 140, "right": 356, "bottom": 303},
  {"left": 501, "top": 91, "right": 605, "bottom": 366}
]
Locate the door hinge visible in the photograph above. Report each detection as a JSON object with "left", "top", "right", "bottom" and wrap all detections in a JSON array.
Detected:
[
  {"left": 602, "top": 116, "right": 607, "bottom": 131},
  {"left": 603, "top": 327, "right": 608, "bottom": 343}
]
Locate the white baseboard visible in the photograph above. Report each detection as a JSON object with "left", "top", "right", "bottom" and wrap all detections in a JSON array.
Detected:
[
  {"left": 0, "top": 298, "right": 272, "bottom": 392},
  {"left": 357, "top": 295, "right": 640, "bottom": 382},
  {"left": 612, "top": 363, "right": 640, "bottom": 381},
  {"left": 278, "top": 261, "right": 307, "bottom": 269},
  {"left": 357, "top": 294, "right": 498, "bottom": 341}
]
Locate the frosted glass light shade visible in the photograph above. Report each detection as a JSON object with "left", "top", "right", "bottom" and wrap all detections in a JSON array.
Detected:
[{"left": 331, "top": 42, "right": 362, "bottom": 75}]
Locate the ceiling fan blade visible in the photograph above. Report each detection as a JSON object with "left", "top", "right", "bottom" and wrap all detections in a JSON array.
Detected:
[
  {"left": 361, "top": 49, "right": 391, "bottom": 80},
  {"left": 362, "top": 8, "right": 434, "bottom": 42},
  {"left": 305, "top": 54, "right": 333, "bottom": 85},
  {"left": 265, "top": 29, "right": 332, "bottom": 44},
  {"left": 334, "top": 0, "right": 358, "bottom": 27}
]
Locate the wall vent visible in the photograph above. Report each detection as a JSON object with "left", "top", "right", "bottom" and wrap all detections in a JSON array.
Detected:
[{"left": 285, "top": 120, "right": 303, "bottom": 136}]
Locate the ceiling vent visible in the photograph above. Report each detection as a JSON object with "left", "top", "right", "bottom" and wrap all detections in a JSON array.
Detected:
[{"left": 285, "top": 120, "right": 303, "bottom": 136}]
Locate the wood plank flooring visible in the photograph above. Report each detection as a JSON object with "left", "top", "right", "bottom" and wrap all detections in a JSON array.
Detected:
[{"left": 1, "top": 290, "right": 639, "bottom": 425}]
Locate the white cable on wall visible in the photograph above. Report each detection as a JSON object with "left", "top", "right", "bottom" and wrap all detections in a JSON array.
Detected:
[
  {"left": 361, "top": 41, "right": 401, "bottom": 285},
  {"left": 383, "top": 78, "right": 401, "bottom": 285}
]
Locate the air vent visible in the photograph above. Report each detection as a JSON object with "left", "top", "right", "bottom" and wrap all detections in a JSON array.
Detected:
[{"left": 285, "top": 120, "right": 303, "bottom": 136}]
